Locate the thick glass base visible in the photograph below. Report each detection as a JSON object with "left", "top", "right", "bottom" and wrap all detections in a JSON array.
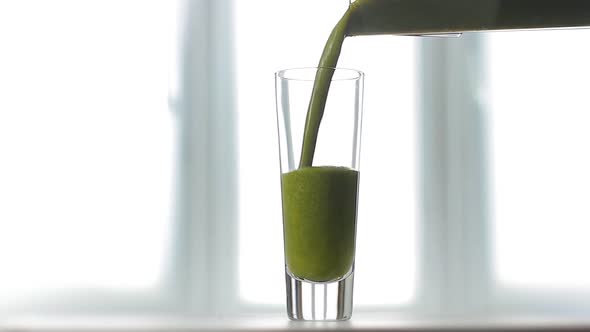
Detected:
[{"left": 285, "top": 270, "right": 354, "bottom": 321}]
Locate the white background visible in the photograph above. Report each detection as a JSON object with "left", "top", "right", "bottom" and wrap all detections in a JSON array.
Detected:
[{"left": 1, "top": 0, "right": 590, "bottom": 325}]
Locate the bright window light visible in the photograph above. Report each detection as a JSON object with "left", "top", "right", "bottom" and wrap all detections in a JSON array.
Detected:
[
  {"left": 489, "top": 29, "right": 590, "bottom": 289},
  {"left": 235, "top": 0, "right": 416, "bottom": 306},
  {"left": 0, "top": 0, "right": 175, "bottom": 295}
]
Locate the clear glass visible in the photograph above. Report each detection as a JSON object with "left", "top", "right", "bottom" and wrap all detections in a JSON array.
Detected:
[
  {"left": 236, "top": 5, "right": 417, "bottom": 304},
  {"left": 274, "top": 67, "right": 364, "bottom": 320}
]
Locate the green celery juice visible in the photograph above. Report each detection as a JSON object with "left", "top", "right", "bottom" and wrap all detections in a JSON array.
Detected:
[
  {"left": 281, "top": 0, "right": 376, "bottom": 283},
  {"left": 282, "top": 167, "right": 358, "bottom": 282}
]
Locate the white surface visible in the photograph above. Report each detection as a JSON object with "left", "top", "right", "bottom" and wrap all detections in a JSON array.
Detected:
[{"left": 3, "top": 312, "right": 590, "bottom": 331}]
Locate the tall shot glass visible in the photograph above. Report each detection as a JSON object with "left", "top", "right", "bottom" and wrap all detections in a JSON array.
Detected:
[{"left": 274, "top": 67, "right": 364, "bottom": 320}]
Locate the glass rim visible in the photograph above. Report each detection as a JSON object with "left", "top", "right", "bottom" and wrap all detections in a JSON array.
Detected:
[{"left": 275, "top": 67, "right": 364, "bottom": 82}]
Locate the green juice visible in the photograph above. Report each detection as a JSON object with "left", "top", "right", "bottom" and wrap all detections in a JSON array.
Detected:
[
  {"left": 282, "top": 2, "right": 365, "bottom": 283},
  {"left": 282, "top": 167, "right": 359, "bottom": 282}
]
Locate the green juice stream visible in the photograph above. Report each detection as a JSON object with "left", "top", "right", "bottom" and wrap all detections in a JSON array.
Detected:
[{"left": 281, "top": 1, "right": 369, "bottom": 283}]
